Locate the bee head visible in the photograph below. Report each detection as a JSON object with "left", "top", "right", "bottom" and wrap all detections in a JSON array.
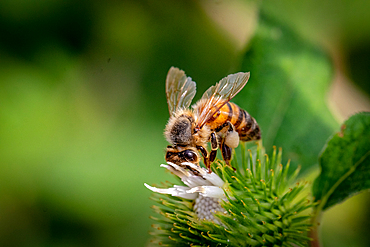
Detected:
[{"left": 165, "top": 146, "right": 199, "bottom": 165}]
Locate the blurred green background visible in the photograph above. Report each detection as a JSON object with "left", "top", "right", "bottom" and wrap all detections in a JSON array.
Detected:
[{"left": 0, "top": 0, "right": 369, "bottom": 246}]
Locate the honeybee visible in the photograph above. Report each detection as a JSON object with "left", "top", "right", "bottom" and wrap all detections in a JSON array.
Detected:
[{"left": 164, "top": 67, "right": 261, "bottom": 172}]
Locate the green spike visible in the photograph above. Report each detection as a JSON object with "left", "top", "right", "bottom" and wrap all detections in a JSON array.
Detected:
[
  {"left": 285, "top": 232, "right": 312, "bottom": 241},
  {"left": 293, "top": 203, "right": 315, "bottom": 215},
  {"left": 238, "top": 213, "right": 259, "bottom": 229},
  {"left": 251, "top": 233, "right": 266, "bottom": 244},
  {"left": 244, "top": 237, "right": 260, "bottom": 246},
  {"left": 241, "top": 142, "right": 247, "bottom": 173},
  {"left": 269, "top": 169, "right": 275, "bottom": 197},
  {"left": 277, "top": 147, "right": 283, "bottom": 167},
  {"left": 286, "top": 239, "right": 309, "bottom": 247},
  {"left": 263, "top": 221, "right": 279, "bottom": 232},
  {"left": 232, "top": 149, "right": 239, "bottom": 170},
  {"left": 239, "top": 199, "right": 256, "bottom": 217},
  {"left": 206, "top": 232, "right": 232, "bottom": 244},
  {"left": 286, "top": 184, "right": 305, "bottom": 202},
  {"left": 256, "top": 159, "right": 262, "bottom": 182},
  {"left": 254, "top": 198, "right": 265, "bottom": 215},
  {"left": 260, "top": 179, "right": 268, "bottom": 200},
  {"left": 273, "top": 220, "right": 284, "bottom": 228},
  {"left": 260, "top": 211, "right": 278, "bottom": 221},
  {"left": 288, "top": 165, "right": 302, "bottom": 186},
  {"left": 178, "top": 232, "right": 198, "bottom": 242},
  {"left": 275, "top": 164, "right": 285, "bottom": 194},
  {"left": 248, "top": 149, "right": 254, "bottom": 175},
  {"left": 263, "top": 233, "right": 277, "bottom": 243},
  {"left": 230, "top": 174, "right": 248, "bottom": 189},
  {"left": 264, "top": 154, "right": 270, "bottom": 181},
  {"left": 172, "top": 223, "right": 192, "bottom": 232},
  {"left": 290, "top": 216, "right": 312, "bottom": 224},
  {"left": 256, "top": 143, "right": 261, "bottom": 162},
  {"left": 280, "top": 159, "right": 291, "bottom": 189},
  {"left": 271, "top": 146, "right": 277, "bottom": 167},
  {"left": 246, "top": 168, "right": 259, "bottom": 192},
  {"left": 187, "top": 227, "right": 201, "bottom": 236}
]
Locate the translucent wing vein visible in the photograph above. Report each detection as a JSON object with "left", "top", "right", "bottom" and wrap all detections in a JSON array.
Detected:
[
  {"left": 195, "top": 72, "right": 250, "bottom": 129},
  {"left": 165, "top": 67, "right": 196, "bottom": 116}
]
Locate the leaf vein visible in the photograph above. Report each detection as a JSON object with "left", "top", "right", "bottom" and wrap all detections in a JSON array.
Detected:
[{"left": 319, "top": 148, "right": 370, "bottom": 211}]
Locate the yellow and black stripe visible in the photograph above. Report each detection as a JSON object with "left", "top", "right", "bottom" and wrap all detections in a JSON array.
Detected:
[{"left": 206, "top": 101, "right": 261, "bottom": 142}]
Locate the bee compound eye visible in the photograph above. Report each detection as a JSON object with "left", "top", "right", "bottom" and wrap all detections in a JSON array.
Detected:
[{"left": 183, "top": 150, "right": 197, "bottom": 162}]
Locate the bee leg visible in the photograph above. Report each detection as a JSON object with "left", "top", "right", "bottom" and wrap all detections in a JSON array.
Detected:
[
  {"left": 196, "top": 145, "right": 210, "bottom": 170},
  {"left": 217, "top": 121, "right": 235, "bottom": 137},
  {"left": 197, "top": 132, "right": 219, "bottom": 173},
  {"left": 207, "top": 150, "right": 217, "bottom": 172},
  {"left": 207, "top": 132, "right": 219, "bottom": 173},
  {"left": 221, "top": 141, "right": 234, "bottom": 170}
]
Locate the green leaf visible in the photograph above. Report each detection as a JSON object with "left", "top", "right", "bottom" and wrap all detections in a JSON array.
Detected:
[
  {"left": 313, "top": 112, "right": 370, "bottom": 210},
  {"left": 239, "top": 13, "right": 338, "bottom": 172}
]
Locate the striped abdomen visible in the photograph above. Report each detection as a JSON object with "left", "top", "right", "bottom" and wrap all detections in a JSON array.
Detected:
[{"left": 204, "top": 101, "right": 261, "bottom": 142}]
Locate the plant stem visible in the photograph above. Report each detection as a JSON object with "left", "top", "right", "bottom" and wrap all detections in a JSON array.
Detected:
[{"left": 310, "top": 209, "right": 322, "bottom": 247}]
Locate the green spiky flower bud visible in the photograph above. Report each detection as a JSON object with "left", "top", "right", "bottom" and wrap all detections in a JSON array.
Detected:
[{"left": 145, "top": 145, "right": 314, "bottom": 246}]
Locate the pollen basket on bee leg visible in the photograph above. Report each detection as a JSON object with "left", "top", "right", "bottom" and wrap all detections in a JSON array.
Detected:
[{"left": 225, "top": 131, "right": 239, "bottom": 148}]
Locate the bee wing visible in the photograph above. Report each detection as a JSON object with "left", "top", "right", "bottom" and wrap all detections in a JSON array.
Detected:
[
  {"left": 195, "top": 72, "right": 250, "bottom": 129},
  {"left": 166, "top": 67, "right": 196, "bottom": 116}
]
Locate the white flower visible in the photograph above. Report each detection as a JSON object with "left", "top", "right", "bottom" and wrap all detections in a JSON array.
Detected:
[{"left": 144, "top": 162, "right": 227, "bottom": 222}]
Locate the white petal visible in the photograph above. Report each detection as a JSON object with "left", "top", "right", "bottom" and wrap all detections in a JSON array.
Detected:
[
  {"left": 144, "top": 183, "right": 198, "bottom": 199},
  {"left": 182, "top": 162, "right": 207, "bottom": 176},
  {"left": 163, "top": 162, "right": 213, "bottom": 187},
  {"left": 181, "top": 175, "right": 211, "bottom": 187},
  {"left": 163, "top": 163, "right": 202, "bottom": 187},
  {"left": 181, "top": 162, "right": 224, "bottom": 187},
  {"left": 203, "top": 172, "right": 225, "bottom": 187},
  {"left": 186, "top": 185, "right": 225, "bottom": 199},
  {"left": 160, "top": 163, "right": 190, "bottom": 179}
]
